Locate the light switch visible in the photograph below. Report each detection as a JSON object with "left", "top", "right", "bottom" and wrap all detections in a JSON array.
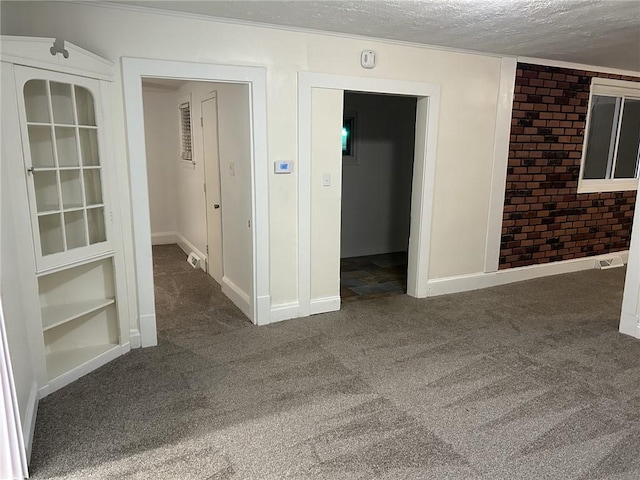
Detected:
[
  {"left": 274, "top": 161, "right": 293, "bottom": 174},
  {"left": 322, "top": 173, "right": 331, "bottom": 187}
]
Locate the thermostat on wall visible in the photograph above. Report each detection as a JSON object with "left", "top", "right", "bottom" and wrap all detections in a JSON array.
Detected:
[
  {"left": 274, "top": 161, "right": 293, "bottom": 174},
  {"left": 361, "top": 50, "right": 376, "bottom": 69}
]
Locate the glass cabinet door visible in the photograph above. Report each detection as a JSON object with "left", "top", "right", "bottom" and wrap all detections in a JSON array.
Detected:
[{"left": 17, "top": 68, "right": 110, "bottom": 270}]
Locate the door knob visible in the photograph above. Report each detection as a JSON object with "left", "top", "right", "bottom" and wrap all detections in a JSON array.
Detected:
[{"left": 214, "top": 204, "right": 220, "bottom": 209}]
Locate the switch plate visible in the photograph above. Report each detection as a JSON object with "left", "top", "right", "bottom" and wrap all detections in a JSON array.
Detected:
[
  {"left": 322, "top": 173, "right": 331, "bottom": 187},
  {"left": 274, "top": 161, "right": 293, "bottom": 174}
]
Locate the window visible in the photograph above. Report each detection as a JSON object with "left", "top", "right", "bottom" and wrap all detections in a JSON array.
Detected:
[
  {"left": 579, "top": 79, "right": 640, "bottom": 193},
  {"left": 342, "top": 114, "right": 357, "bottom": 165},
  {"left": 179, "top": 101, "right": 192, "bottom": 161}
]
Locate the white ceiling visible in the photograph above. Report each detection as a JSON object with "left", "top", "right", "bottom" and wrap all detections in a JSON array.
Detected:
[{"left": 112, "top": 0, "right": 640, "bottom": 71}]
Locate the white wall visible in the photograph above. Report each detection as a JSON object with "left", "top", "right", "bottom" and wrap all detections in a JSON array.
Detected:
[
  {"left": 142, "top": 87, "right": 178, "bottom": 240},
  {"left": 341, "top": 92, "right": 416, "bottom": 258},
  {"left": 0, "top": 0, "right": 504, "bottom": 318},
  {"left": 310, "top": 88, "right": 344, "bottom": 301}
]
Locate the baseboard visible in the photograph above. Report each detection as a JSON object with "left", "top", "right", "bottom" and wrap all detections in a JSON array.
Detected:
[
  {"left": 23, "top": 380, "right": 38, "bottom": 462},
  {"left": 129, "top": 328, "right": 141, "bottom": 349},
  {"left": 222, "top": 276, "right": 252, "bottom": 321},
  {"left": 41, "top": 344, "right": 126, "bottom": 398},
  {"left": 150, "top": 231, "right": 177, "bottom": 245},
  {"left": 139, "top": 313, "right": 158, "bottom": 348},
  {"left": 269, "top": 301, "right": 300, "bottom": 324},
  {"left": 619, "top": 312, "right": 640, "bottom": 338},
  {"left": 255, "top": 294, "right": 272, "bottom": 325},
  {"left": 310, "top": 296, "right": 341, "bottom": 315},
  {"left": 175, "top": 233, "right": 207, "bottom": 272},
  {"left": 427, "top": 250, "right": 630, "bottom": 297}
]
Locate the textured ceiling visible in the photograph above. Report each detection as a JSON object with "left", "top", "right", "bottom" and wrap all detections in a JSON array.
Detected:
[{"left": 113, "top": 0, "right": 640, "bottom": 71}]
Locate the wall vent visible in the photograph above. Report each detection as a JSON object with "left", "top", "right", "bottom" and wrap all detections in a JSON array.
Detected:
[
  {"left": 187, "top": 252, "right": 200, "bottom": 269},
  {"left": 595, "top": 256, "right": 624, "bottom": 270}
]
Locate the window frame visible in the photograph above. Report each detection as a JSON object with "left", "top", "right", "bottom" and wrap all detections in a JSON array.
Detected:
[
  {"left": 342, "top": 112, "right": 358, "bottom": 166},
  {"left": 577, "top": 78, "right": 640, "bottom": 194}
]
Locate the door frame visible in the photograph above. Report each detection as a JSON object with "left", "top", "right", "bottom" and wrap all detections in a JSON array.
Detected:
[
  {"left": 122, "top": 58, "right": 270, "bottom": 346},
  {"left": 200, "top": 91, "right": 224, "bottom": 283},
  {"left": 297, "top": 72, "right": 440, "bottom": 316}
]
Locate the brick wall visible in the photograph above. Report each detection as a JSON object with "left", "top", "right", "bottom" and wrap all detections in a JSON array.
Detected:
[{"left": 500, "top": 63, "right": 639, "bottom": 269}]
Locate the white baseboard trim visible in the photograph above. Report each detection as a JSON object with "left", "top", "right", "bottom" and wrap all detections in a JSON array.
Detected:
[
  {"left": 310, "top": 296, "right": 341, "bottom": 315},
  {"left": 222, "top": 276, "right": 252, "bottom": 321},
  {"left": 269, "top": 301, "right": 300, "bottom": 324},
  {"left": 129, "top": 328, "right": 141, "bottom": 349},
  {"left": 176, "top": 233, "right": 207, "bottom": 272},
  {"left": 255, "top": 294, "right": 272, "bottom": 325},
  {"left": 427, "top": 250, "right": 629, "bottom": 297},
  {"left": 23, "top": 380, "right": 38, "bottom": 462},
  {"left": 39, "top": 344, "right": 127, "bottom": 398},
  {"left": 139, "top": 313, "right": 158, "bottom": 348},
  {"left": 619, "top": 312, "right": 640, "bottom": 338},
  {"left": 151, "top": 231, "right": 177, "bottom": 245}
]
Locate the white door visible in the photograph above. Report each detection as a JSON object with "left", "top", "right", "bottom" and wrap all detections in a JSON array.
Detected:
[{"left": 201, "top": 93, "right": 223, "bottom": 283}]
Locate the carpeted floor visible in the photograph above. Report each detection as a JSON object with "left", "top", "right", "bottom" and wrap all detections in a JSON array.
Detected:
[{"left": 28, "top": 244, "right": 640, "bottom": 479}]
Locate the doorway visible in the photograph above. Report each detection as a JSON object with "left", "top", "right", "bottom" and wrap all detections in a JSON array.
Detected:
[
  {"left": 340, "top": 92, "right": 417, "bottom": 301},
  {"left": 140, "top": 76, "right": 253, "bottom": 328},
  {"left": 298, "top": 73, "right": 440, "bottom": 317}
]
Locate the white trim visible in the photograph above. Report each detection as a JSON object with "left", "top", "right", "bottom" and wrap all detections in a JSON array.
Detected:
[
  {"left": 129, "top": 328, "right": 141, "bottom": 349},
  {"left": 175, "top": 233, "right": 206, "bottom": 272},
  {"left": 151, "top": 231, "right": 178, "bottom": 245},
  {"left": 269, "top": 301, "right": 300, "bottom": 324},
  {"left": 121, "top": 58, "right": 270, "bottom": 344},
  {"left": 0, "top": 35, "right": 114, "bottom": 81},
  {"left": 298, "top": 73, "right": 440, "bottom": 316},
  {"left": 620, "top": 179, "right": 640, "bottom": 338},
  {"left": 517, "top": 56, "right": 640, "bottom": 77},
  {"left": 428, "top": 250, "right": 629, "bottom": 297},
  {"left": 39, "top": 343, "right": 129, "bottom": 397},
  {"left": 221, "top": 276, "right": 252, "bottom": 321},
  {"left": 485, "top": 57, "right": 517, "bottom": 273},
  {"left": 139, "top": 314, "right": 157, "bottom": 348},
  {"left": 255, "top": 295, "right": 272, "bottom": 326},
  {"left": 310, "top": 296, "right": 341, "bottom": 315},
  {"left": 23, "top": 381, "right": 38, "bottom": 461}
]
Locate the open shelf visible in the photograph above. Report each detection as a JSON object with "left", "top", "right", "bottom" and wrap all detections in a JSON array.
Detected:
[
  {"left": 42, "top": 298, "right": 115, "bottom": 331},
  {"left": 46, "top": 343, "right": 118, "bottom": 381}
]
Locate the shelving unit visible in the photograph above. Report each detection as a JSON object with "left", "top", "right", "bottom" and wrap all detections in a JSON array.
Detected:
[
  {"left": 5, "top": 52, "right": 127, "bottom": 396},
  {"left": 37, "top": 257, "right": 119, "bottom": 382}
]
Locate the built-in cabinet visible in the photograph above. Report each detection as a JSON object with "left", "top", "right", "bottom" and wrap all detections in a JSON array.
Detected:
[{"left": 1, "top": 36, "right": 130, "bottom": 397}]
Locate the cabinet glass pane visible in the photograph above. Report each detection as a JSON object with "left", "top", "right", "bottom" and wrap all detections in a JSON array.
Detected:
[
  {"left": 33, "top": 171, "right": 59, "bottom": 212},
  {"left": 24, "top": 80, "right": 50, "bottom": 123},
  {"left": 83, "top": 170, "right": 103, "bottom": 205},
  {"left": 27, "top": 126, "right": 55, "bottom": 168},
  {"left": 50, "top": 82, "right": 75, "bottom": 125},
  {"left": 79, "top": 129, "right": 99, "bottom": 166},
  {"left": 55, "top": 127, "right": 79, "bottom": 167},
  {"left": 38, "top": 214, "right": 64, "bottom": 255},
  {"left": 60, "top": 170, "right": 83, "bottom": 209},
  {"left": 75, "top": 86, "right": 96, "bottom": 126},
  {"left": 64, "top": 211, "right": 87, "bottom": 249},
  {"left": 87, "top": 207, "right": 106, "bottom": 244}
]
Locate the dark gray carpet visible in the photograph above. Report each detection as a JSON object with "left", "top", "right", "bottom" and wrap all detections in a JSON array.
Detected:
[{"left": 28, "top": 244, "right": 640, "bottom": 479}]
